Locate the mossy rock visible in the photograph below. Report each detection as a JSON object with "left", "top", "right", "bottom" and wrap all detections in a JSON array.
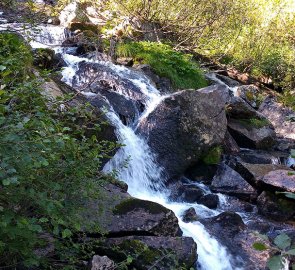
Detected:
[
  {"left": 69, "top": 22, "right": 100, "bottom": 34},
  {"left": 237, "top": 118, "right": 271, "bottom": 129},
  {"left": 94, "top": 237, "right": 196, "bottom": 270},
  {"left": 113, "top": 198, "right": 169, "bottom": 215}
]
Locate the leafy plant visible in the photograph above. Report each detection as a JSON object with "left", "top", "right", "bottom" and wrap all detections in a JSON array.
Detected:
[
  {"left": 253, "top": 232, "right": 295, "bottom": 270},
  {"left": 0, "top": 32, "right": 117, "bottom": 268},
  {"left": 116, "top": 41, "right": 208, "bottom": 90}
]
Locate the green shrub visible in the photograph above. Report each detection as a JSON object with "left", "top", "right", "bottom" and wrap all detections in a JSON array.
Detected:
[
  {"left": 116, "top": 41, "right": 208, "bottom": 90},
  {"left": 0, "top": 32, "right": 33, "bottom": 86},
  {"left": 279, "top": 91, "right": 295, "bottom": 111},
  {"left": 0, "top": 33, "right": 117, "bottom": 268}
]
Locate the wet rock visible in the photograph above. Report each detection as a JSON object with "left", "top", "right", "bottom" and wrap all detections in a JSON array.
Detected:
[
  {"left": 211, "top": 163, "right": 257, "bottom": 201},
  {"left": 257, "top": 191, "right": 295, "bottom": 221},
  {"left": 92, "top": 89, "right": 138, "bottom": 124},
  {"left": 200, "top": 212, "right": 270, "bottom": 270},
  {"left": 88, "top": 255, "right": 115, "bottom": 270},
  {"left": 185, "top": 163, "right": 218, "bottom": 185},
  {"left": 73, "top": 61, "right": 145, "bottom": 102},
  {"left": 134, "top": 64, "right": 173, "bottom": 93},
  {"left": 259, "top": 96, "right": 295, "bottom": 140},
  {"left": 259, "top": 169, "right": 295, "bottom": 192},
  {"left": 33, "top": 48, "right": 66, "bottom": 70},
  {"left": 135, "top": 64, "right": 160, "bottom": 85},
  {"left": 198, "top": 194, "right": 219, "bottom": 209},
  {"left": 201, "top": 211, "right": 245, "bottom": 235},
  {"left": 182, "top": 207, "right": 198, "bottom": 222},
  {"left": 168, "top": 181, "right": 204, "bottom": 203},
  {"left": 216, "top": 74, "right": 241, "bottom": 87},
  {"left": 100, "top": 236, "right": 197, "bottom": 269},
  {"left": 116, "top": 57, "right": 134, "bottom": 67},
  {"left": 236, "top": 85, "right": 262, "bottom": 109},
  {"left": 227, "top": 118, "right": 276, "bottom": 149},
  {"left": 138, "top": 84, "right": 228, "bottom": 180},
  {"left": 223, "top": 130, "right": 240, "bottom": 154},
  {"left": 235, "top": 161, "right": 290, "bottom": 187},
  {"left": 83, "top": 183, "right": 181, "bottom": 237}
]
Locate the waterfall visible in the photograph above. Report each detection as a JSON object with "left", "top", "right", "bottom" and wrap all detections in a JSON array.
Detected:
[
  {"left": 0, "top": 14, "right": 244, "bottom": 268},
  {"left": 59, "top": 51, "right": 243, "bottom": 269}
]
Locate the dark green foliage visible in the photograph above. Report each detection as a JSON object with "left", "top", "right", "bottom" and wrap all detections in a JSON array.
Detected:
[
  {"left": 0, "top": 33, "right": 117, "bottom": 268},
  {"left": 0, "top": 32, "right": 33, "bottom": 86},
  {"left": 116, "top": 41, "right": 208, "bottom": 90}
]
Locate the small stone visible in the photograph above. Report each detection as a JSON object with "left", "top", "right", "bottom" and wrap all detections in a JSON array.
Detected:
[
  {"left": 198, "top": 194, "right": 219, "bottom": 209},
  {"left": 182, "top": 207, "right": 198, "bottom": 222},
  {"left": 88, "top": 255, "right": 115, "bottom": 270}
]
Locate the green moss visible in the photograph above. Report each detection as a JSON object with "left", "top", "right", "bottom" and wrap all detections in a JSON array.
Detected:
[
  {"left": 113, "top": 198, "right": 169, "bottom": 215},
  {"left": 116, "top": 41, "right": 208, "bottom": 90},
  {"left": 201, "top": 146, "right": 222, "bottom": 165},
  {"left": 238, "top": 118, "right": 270, "bottom": 128}
]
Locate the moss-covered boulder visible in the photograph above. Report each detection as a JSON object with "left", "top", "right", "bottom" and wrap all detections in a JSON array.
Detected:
[
  {"left": 137, "top": 84, "right": 228, "bottom": 180},
  {"left": 96, "top": 236, "right": 197, "bottom": 270},
  {"left": 81, "top": 183, "right": 181, "bottom": 237}
]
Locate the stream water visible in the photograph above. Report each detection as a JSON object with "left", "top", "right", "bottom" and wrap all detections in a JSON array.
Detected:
[{"left": 2, "top": 13, "right": 293, "bottom": 269}]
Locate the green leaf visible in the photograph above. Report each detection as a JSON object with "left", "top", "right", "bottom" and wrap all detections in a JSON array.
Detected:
[
  {"left": 39, "top": 217, "right": 48, "bottom": 223},
  {"left": 267, "top": 255, "right": 284, "bottom": 270},
  {"left": 291, "top": 149, "right": 295, "bottom": 158},
  {"left": 274, "top": 233, "right": 291, "bottom": 250},
  {"left": 286, "top": 249, "right": 295, "bottom": 256},
  {"left": 276, "top": 192, "right": 295, "bottom": 200},
  {"left": 253, "top": 242, "right": 268, "bottom": 251},
  {"left": 126, "top": 255, "right": 133, "bottom": 264},
  {"left": 62, "top": 229, "right": 72, "bottom": 239},
  {"left": 0, "top": 65, "right": 6, "bottom": 71}
]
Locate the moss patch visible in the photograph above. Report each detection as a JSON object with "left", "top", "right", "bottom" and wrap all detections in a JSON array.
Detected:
[
  {"left": 201, "top": 146, "right": 222, "bottom": 165},
  {"left": 237, "top": 118, "right": 270, "bottom": 129},
  {"left": 113, "top": 198, "right": 169, "bottom": 215}
]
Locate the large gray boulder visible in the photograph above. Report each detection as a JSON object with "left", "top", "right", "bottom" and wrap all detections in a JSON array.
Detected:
[{"left": 137, "top": 85, "right": 228, "bottom": 180}]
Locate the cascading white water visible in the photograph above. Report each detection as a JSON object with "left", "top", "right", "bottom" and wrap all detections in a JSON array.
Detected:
[
  {"left": 59, "top": 51, "right": 243, "bottom": 270},
  {"left": 206, "top": 73, "right": 239, "bottom": 96},
  {"left": 0, "top": 11, "right": 244, "bottom": 267}
]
